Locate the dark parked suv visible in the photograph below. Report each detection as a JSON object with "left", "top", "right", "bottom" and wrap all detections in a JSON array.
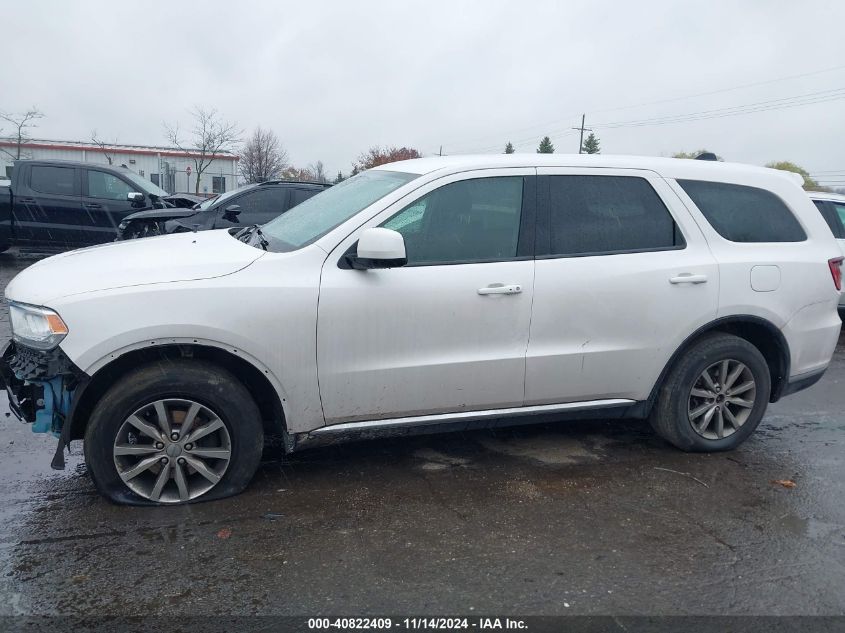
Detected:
[
  {"left": 117, "top": 180, "right": 331, "bottom": 240},
  {"left": 1, "top": 159, "right": 175, "bottom": 251}
]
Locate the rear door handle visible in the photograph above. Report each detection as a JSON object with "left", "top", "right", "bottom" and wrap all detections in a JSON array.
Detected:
[
  {"left": 669, "top": 273, "right": 708, "bottom": 285},
  {"left": 478, "top": 283, "right": 522, "bottom": 295},
  {"left": 19, "top": 198, "right": 37, "bottom": 204}
]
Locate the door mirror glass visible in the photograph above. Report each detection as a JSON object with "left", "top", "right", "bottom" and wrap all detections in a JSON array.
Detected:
[
  {"left": 127, "top": 191, "right": 145, "bottom": 205},
  {"left": 222, "top": 204, "right": 242, "bottom": 222},
  {"left": 352, "top": 228, "right": 407, "bottom": 269}
]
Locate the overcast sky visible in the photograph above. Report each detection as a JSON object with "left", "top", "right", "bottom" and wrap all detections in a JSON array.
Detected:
[{"left": 5, "top": 0, "right": 845, "bottom": 185}]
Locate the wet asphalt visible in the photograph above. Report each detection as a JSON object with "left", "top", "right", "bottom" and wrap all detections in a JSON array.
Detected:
[{"left": 0, "top": 248, "right": 844, "bottom": 617}]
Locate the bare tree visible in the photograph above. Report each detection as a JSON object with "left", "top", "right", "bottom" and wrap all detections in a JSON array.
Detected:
[
  {"left": 239, "top": 127, "right": 288, "bottom": 183},
  {"left": 90, "top": 129, "right": 118, "bottom": 165},
  {"left": 308, "top": 160, "right": 328, "bottom": 183},
  {"left": 0, "top": 107, "right": 44, "bottom": 160},
  {"left": 165, "top": 107, "right": 240, "bottom": 194}
]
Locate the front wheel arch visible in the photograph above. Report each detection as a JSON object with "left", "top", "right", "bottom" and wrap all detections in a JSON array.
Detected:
[{"left": 67, "top": 344, "right": 287, "bottom": 444}]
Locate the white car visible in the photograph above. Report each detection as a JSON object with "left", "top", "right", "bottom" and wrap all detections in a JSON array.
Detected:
[
  {"left": 2, "top": 155, "right": 841, "bottom": 505},
  {"left": 809, "top": 191, "right": 845, "bottom": 308}
]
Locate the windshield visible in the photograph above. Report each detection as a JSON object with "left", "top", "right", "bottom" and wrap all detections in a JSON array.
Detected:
[
  {"left": 259, "top": 170, "right": 418, "bottom": 251},
  {"left": 197, "top": 186, "right": 253, "bottom": 210},
  {"left": 120, "top": 169, "right": 170, "bottom": 197}
]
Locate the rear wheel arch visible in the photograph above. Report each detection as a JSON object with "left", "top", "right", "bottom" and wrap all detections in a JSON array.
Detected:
[
  {"left": 643, "top": 315, "right": 790, "bottom": 415},
  {"left": 68, "top": 344, "right": 288, "bottom": 444}
]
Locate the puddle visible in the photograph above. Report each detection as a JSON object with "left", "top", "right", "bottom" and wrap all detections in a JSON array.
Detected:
[
  {"left": 413, "top": 448, "right": 471, "bottom": 470},
  {"left": 779, "top": 514, "right": 845, "bottom": 543},
  {"left": 478, "top": 433, "right": 601, "bottom": 465}
]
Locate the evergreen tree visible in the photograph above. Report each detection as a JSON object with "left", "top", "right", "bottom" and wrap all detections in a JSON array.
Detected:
[
  {"left": 581, "top": 132, "right": 601, "bottom": 154},
  {"left": 537, "top": 136, "right": 554, "bottom": 153},
  {"left": 333, "top": 171, "right": 345, "bottom": 184},
  {"left": 504, "top": 142, "right": 515, "bottom": 154}
]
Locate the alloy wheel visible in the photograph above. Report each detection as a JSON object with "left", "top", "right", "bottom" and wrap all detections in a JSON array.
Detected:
[
  {"left": 112, "top": 398, "right": 231, "bottom": 503},
  {"left": 687, "top": 359, "right": 757, "bottom": 440}
]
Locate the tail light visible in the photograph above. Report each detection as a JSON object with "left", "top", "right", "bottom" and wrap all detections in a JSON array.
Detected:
[{"left": 829, "top": 257, "right": 843, "bottom": 291}]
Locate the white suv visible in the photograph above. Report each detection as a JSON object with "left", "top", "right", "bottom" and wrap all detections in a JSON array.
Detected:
[
  {"left": 810, "top": 191, "right": 845, "bottom": 308},
  {"left": 2, "top": 155, "right": 841, "bottom": 505}
]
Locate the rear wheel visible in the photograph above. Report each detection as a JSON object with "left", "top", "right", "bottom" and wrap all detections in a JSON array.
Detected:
[
  {"left": 84, "top": 360, "right": 264, "bottom": 505},
  {"left": 649, "top": 334, "right": 771, "bottom": 452}
]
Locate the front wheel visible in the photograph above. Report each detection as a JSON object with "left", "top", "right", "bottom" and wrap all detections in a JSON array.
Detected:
[
  {"left": 649, "top": 333, "right": 771, "bottom": 452},
  {"left": 84, "top": 360, "right": 264, "bottom": 505}
]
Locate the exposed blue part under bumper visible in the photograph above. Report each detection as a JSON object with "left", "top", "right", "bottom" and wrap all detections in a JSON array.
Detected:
[
  {"left": 1, "top": 342, "right": 78, "bottom": 436},
  {"left": 32, "top": 376, "right": 75, "bottom": 436}
]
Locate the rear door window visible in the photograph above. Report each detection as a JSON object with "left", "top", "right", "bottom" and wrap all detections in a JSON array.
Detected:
[
  {"left": 813, "top": 200, "right": 845, "bottom": 239},
  {"left": 30, "top": 165, "right": 77, "bottom": 196},
  {"left": 678, "top": 180, "right": 806, "bottom": 242},
  {"left": 831, "top": 203, "right": 845, "bottom": 233},
  {"left": 544, "top": 175, "right": 684, "bottom": 256},
  {"left": 231, "top": 187, "right": 286, "bottom": 225},
  {"left": 290, "top": 188, "right": 319, "bottom": 208}
]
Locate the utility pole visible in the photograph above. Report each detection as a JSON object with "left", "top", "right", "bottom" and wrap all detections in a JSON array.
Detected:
[
  {"left": 572, "top": 114, "right": 592, "bottom": 154},
  {"left": 439, "top": 145, "right": 442, "bottom": 156}
]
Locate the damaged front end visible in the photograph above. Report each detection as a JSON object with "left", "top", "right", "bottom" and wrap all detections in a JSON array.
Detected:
[{"left": 1, "top": 341, "right": 85, "bottom": 466}]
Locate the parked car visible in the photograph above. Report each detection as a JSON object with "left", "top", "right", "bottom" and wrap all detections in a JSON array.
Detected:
[
  {"left": 809, "top": 191, "right": 845, "bottom": 309},
  {"left": 2, "top": 155, "right": 841, "bottom": 505},
  {"left": 0, "top": 159, "right": 181, "bottom": 251},
  {"left": 116, "top": 180, "right": 331, "bottom": 240},
  {"left": 161, "top": 192, "right": 212, "bottom": 209}
]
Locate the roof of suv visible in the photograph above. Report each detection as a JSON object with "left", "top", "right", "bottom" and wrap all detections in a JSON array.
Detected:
[
  {"left": 13, "top": 158, "right": 133, "bottom": 170},
  {"left": 256, "top": 180, "right": 331, "bottom": 188},
  {"left": 373, "top": 153, "right": 794, "bottom": 183}
]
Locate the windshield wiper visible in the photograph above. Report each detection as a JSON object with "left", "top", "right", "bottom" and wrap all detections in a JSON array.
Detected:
[{"left": 236, "top": 224, "right": 269, "bottom": 250}]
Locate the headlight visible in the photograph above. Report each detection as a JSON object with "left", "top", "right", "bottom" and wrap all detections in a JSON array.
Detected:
[{"left": 9, "top": 303, "right": 69, "bottom": 350}]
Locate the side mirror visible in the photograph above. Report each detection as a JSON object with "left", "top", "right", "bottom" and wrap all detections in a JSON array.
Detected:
[
  {"left": 222, "top": 204, "right": 241, "bottom": 222},
  {"left": 350, "top": 228, "right": 407, "bottom": 269},
  {"left": 127, "top": 192, "right": 145, "bottom": 206}
]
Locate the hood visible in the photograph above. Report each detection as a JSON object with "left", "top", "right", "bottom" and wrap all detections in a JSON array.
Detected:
[
  {"left": 4, "top": 229, "right": 265, "bottom": 306},
  {"left": 121, "top": 207, "right": 201, "bottom": 223}
]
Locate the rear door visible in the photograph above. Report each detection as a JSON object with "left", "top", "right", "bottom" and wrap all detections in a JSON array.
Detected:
[
  {"left": 525, "top": 168, "right": 719, "bottom": 405},
  {"left": 14, "top": 163, "right": 83, "bottom": 246},
  {"left": 81, "top": 168, "right": 139, "bottom": 244}
]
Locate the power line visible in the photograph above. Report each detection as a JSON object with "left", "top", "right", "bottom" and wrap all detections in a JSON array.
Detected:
[
  {"left": 592, "top": 88, "right": 845, "bottom": 129},
  {"left": 440, "top": 63, "right": 845, "bottom": 153}
]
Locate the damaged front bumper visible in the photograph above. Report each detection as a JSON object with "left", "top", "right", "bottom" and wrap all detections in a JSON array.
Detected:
[{"left": 1, "top": 341, "right": 83, "bottom": 440}]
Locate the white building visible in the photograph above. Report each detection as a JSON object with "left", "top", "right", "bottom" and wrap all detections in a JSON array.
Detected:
[{"left": 0, "top": 138, "right": 239, "bottom": 195}]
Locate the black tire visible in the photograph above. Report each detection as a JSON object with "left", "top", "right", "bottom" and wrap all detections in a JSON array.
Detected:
[
  {"left": 649, "top": 333, "right": 771, "bottom": 452},
  {"left": 84, "top": 360, "right": 264, "bottom": 505}
]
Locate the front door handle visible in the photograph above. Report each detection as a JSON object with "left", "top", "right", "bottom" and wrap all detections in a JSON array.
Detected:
[
  {"left": 84, "top": 203, "right": 103, "bottom": 210},
  {"left": 669, "top": 273, "right": 708, "bottom": 284},
  {"left": 478, "top": 283, "right": 522, "bottom": 295},
  {"left": 19, "top": 198, "right": 37, "bottom": 204}
]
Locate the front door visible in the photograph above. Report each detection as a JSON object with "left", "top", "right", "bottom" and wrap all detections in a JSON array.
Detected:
[
  {"left": 80, "top": 168, "right": 139, "bottom": 245},
  {"left": 525, "top": 168, "right": 719, "bottom": 405},
  {"left": 317, "top": 170, "right": 537, "bottom": 424}
]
